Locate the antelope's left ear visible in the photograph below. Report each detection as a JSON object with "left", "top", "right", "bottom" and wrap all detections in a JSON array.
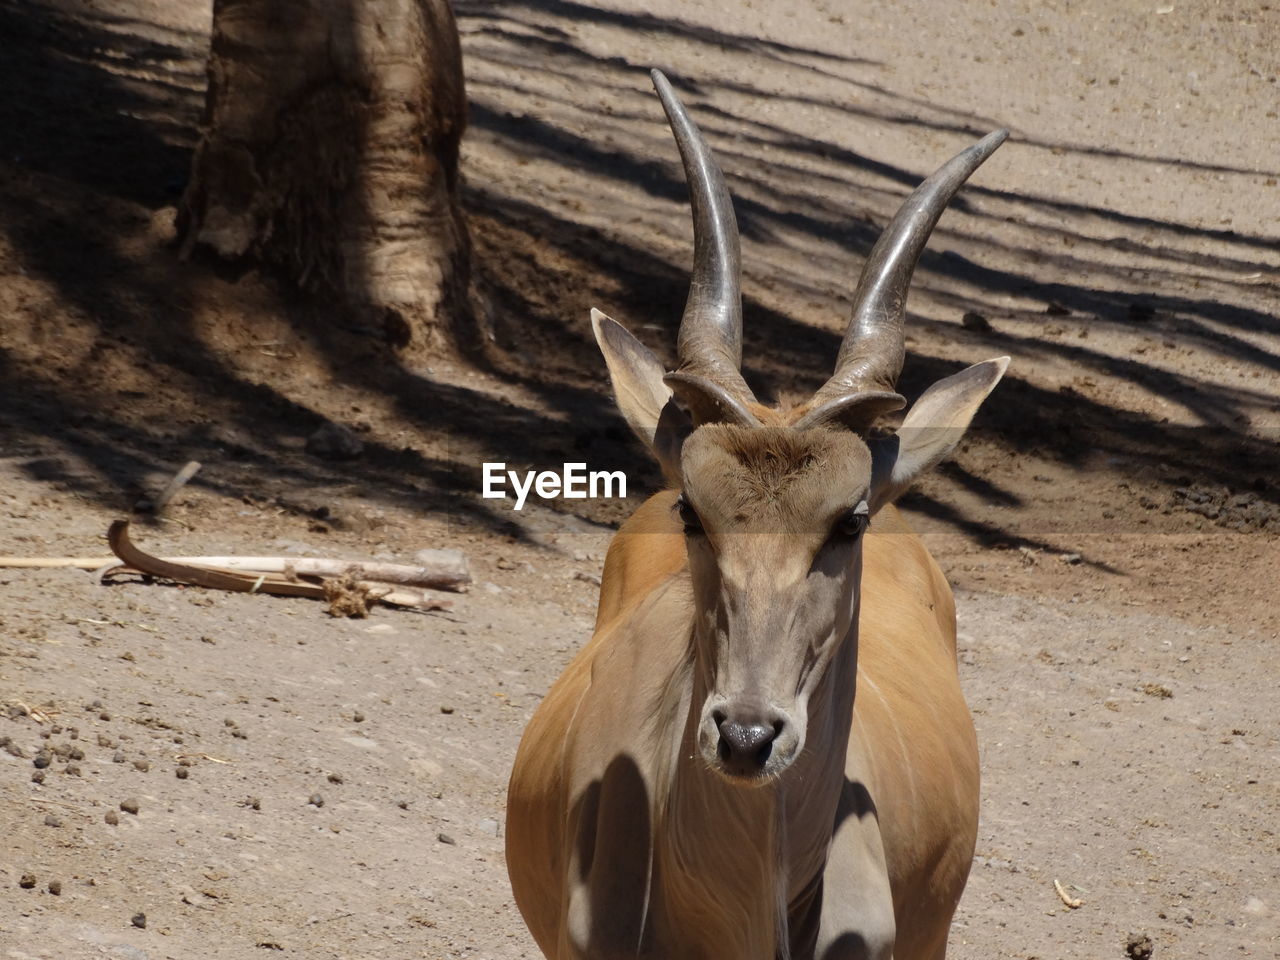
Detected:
[{"left": 868, "top": 357, "right": 1010, "bottom": 514}]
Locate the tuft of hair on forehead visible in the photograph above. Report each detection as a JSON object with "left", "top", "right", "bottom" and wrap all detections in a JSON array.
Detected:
[{"left": 699, "top": 425, "right": 853, "bottom": 518}]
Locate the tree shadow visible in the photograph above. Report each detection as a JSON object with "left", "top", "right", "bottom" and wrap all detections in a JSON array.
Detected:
[{"left": 1, "top": 0, "right": 1277, "bottom": 560}]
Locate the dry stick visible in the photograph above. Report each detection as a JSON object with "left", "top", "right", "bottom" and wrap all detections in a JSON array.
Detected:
[
  {"left": 105, "top": 521, "right": 452, "bottom": 611},
  {"left": 136, "top": 460, "right": 202, "bottom": 514},
  {"left": 1, "top": 555, "right": 470, "bottom": 591},
  {"left": 29, "top": 797, "right": 79, "bottom": 810},
  {"left": 1053, "top": 878, "right": 1084, "bottom": 909}
]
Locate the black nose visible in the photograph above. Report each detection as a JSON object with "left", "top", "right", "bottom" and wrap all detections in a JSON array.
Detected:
[{"left": 714, "top": 711, "right": 781, "bottom": 776}]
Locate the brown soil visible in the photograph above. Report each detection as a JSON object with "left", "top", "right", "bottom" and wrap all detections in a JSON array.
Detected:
[{"left": 1, "top": 1, "right": 1277, "bottom": 958}]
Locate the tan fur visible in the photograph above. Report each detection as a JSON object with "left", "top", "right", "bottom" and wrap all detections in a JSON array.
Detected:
[{"left": 508, "top": 452, "right": 980, "bottom": 958}]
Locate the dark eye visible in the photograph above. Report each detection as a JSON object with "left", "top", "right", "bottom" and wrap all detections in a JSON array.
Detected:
[
  {"left": 675, "top": 494, "right": 703, "bottom": 535},
  {"left": 834, "top": 502, "right": 870, "bottom": 539}
]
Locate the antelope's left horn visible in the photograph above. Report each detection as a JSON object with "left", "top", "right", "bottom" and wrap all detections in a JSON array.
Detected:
[{"left": 800, "top": 129, "right": 1009, "bottom": 432}]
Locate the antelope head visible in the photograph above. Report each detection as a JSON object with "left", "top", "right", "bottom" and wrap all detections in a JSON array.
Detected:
[{"left": 593, "top": 70, "right": 1009, "bottom": 784}]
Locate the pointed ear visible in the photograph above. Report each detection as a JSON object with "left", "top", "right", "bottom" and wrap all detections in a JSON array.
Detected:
[
  {"left": 591, "top": 308, "right": 690, "bottom": 483},
  {"left": 868, "top": 357, "right": 1009, "bottom": 513}
]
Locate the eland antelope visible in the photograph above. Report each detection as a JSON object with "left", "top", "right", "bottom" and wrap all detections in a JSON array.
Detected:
[{"left": 506, "top": 70, "right": 1009, "bottom": 960}]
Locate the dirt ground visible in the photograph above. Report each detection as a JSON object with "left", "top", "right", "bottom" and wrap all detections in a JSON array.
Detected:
[{"left": 2, "top": 0, "right": 1278, "bottom": 958}]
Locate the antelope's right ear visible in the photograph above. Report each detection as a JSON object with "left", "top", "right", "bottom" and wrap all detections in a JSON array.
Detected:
[{"left": 591, "top": 309, "right": 690, "bottom": 483}]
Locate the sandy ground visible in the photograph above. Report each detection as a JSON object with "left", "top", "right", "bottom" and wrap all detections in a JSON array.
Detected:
[{"left": 2, "top": 0, "right": 1278, "bottom": 958}]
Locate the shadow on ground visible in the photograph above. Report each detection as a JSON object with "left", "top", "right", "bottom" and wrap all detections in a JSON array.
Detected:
[{"left": 1, "top": 0, "right": 1277, "bottom": 552}]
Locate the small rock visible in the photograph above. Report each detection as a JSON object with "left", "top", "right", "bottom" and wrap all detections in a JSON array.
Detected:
[
  {"left": 352, "top": 711, "right": 365, "bottom": 723},
  {"left": 4, "top": 741, "right": 25, "bottom": 758},
  {"left": 306, "top": 422, "right": 364, "bottom": 460},
  {"left": 120, "top": 798, "right": 140, "bottom": 816},
  {"left": 1044, "top": 301, "right": 1071, "bottom": 316},
  {"left": 397, "top": 800, "right": 409, "bottom": 810},
  {"left": 327, "top": 773, "right": 344, "bottom": 784},
  {"left": 1125, "top": 932, "right": 1153, "bottom": 959},
  {"left": 1058, "top": 552, "right": 1083, "bottom": 565},
  {"left": 132, "top": 912, "right": 147, "bottom": 929},
  {"left": 66, "top": 764, "right": 82, "bottom": 777},
  {"left": 1243, "top": 896, "right": 1268, "bottom": 917},
  {"left": 33, "top": 752, "right": 51, "bottom": 769},
  {"left": 437, "top": 833, "right": 456, "bottom": 845},
  {"left": 99, "top": 711, "right": 111, "bottom": 721},
  {"left": 248, "top": 797, "right": 262, "bottom": 811},
  {"left": 48, "top": 880, "right": 62, "bottom": 896},
  {"left": 413, "top": 547, "right": 468, "bottom": 573},
  {"left": 19, "top": 874, "right": 37, "bottom": 889},
  {"left": 44, "top": 814, "right": 62, "bottom": 828},
  {"left": 175, "top": 766, "right": 189, "bottom": 780},
  {"left": 31, "top": 770, "right": 45, "bottom": 784},
  {"left": 69, "top": 746, "right": 84, "bottom": 761},
  {"left": 308, "top": 793, "right": 325, "bottom": 808},
  {"left": 105, "top": 809, "right": 120, "bottom": 826},
  {"left": 961, "top": 311, "right": 992, "bottom": 331},
  {"left": 439, "top": 705, "right": 455, "bottom": 715},
  {"left": 133, "top": 759, "right": 150, "bottom": 772}
]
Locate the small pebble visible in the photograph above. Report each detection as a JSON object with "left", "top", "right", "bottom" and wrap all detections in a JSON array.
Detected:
[
  {"left": 133, "top": 759, "right": 150, "bottom": 772},
  {"left": 327, "top": 773, "right": 344, "bottom": 784},
  {"left": 90, "top": 699, "right": 103, "bottom": 709},
  {"left": 308, "top": 793, "right": 325, "bottom": 808},
  {"left": 437, "top": 833, "right": 456, "bottom": 845},
  {"left": 352, "top": 711, "right": 365, "bottom": 723},
  {"left": 33, "top": 753, "right": 51, "bottom": 769},
  {"left": 175, "top": 766, "right": 189, "bottom": 780},
  {"left": 132, "top": 912, "right": 147, "bottom": 929},
  {"left": 397, "top": 800, "right": 409, "bottom": 810},
  {"left": 67, "top": 727, "right": 79, "bottom": 740},
  {"left": 4, "top": 741, "right": 25, "bottom": 758},
  {"left": 31, "top": 770, "right": 45, "bottom": 784},
  {"left": 19, "top": 873, "right": 37, "bottom": 889},
  {"left": 48, "top": 880, "right": 62, "bottom": 896},
  {"left": 440, "top": 705, "right": 455, "bottom": 715},
  {"left": 51, "top": 724, "right": 63, "bottom": 735},
  {"left": 98, "top": 734, "right": 114, "bottom": 748},
  {"left": 69, "top": 747, "right": 84, "bottom": 761},
  {"left": 105, "top": 809, "right": 120, "bottom": 825},
  {"left": 44, "top": 814, "right": 62, "bottom": 828},
  {"left": 120, "top": 798, "right": 140, "bottom": 815},
  {"left": 99, "top": 711, "right": 111, "bottom": 721},
  {"left": 66, "top": 764, "right": 82, "bottom": 777},
  {"left": 248, "top": 797, "right": 261, "bottom": 810}
]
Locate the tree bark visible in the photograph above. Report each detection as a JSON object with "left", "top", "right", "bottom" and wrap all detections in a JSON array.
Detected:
[{"left": 178, "top": 0, "right": 470, "bottom": 355}]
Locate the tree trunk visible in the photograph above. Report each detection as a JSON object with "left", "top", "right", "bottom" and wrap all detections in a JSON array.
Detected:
[{"left": 178, "top": 0, "right": 470, "bottom": 356}]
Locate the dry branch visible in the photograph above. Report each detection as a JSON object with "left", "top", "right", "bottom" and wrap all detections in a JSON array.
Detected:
[
  {"left": 2, "top": 554, "right": 469, "bottom": 592},
  {"left": 103, "top": 521, "right": 453, "bottom": 614},
  {"left": 1053, "top": 878, "right": 1084, "bottom": 909}
]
